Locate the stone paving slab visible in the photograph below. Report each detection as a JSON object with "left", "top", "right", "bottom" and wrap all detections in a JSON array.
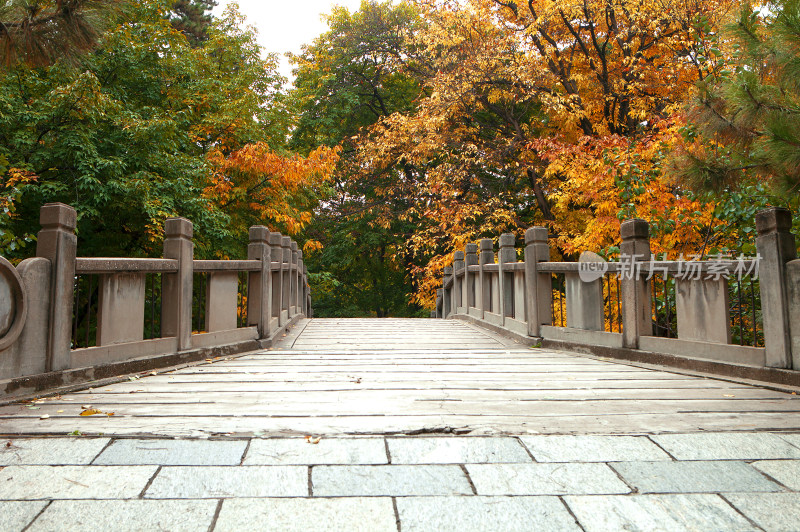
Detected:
[
  {"left": 565, "top": 494, "right": 756, "bottom": 532},
  {"left": 0, "top": 501, "right": 47, "bottom": 532},
  {"left": 93, "top": 439, "right": 248, "bottom": 465},
  {"left": 650, "top": 432, "right": 800, "bottom": 460},
  {"left": 519, "top": 435, "right": 671, "bottom": 463},
  {"left": 396, "top": 496, "right": 581, "bottom": 532},
  {"left": 0, "top": 438, "right": 110, "bottom": 465},
  {"left": 777, "top": 433, "right": 800, "bottom": 449},
  {"left": 751, "top": 460, "right": 800, "bottom": 490},
  {"left": 244, "top": 437, "right": 387, "bottom": 465},
  {"left": 724, "top": 492, "right": 800, "bottom": 532},
  {"left": 144, "top": 466, "right": 307, "bottom": 498},
  {"left": 0, "top": 465, "right": 156, "bottom": 500},
  {"left": 466, "top": 463, "right": 631, "bottom": 495},
  {"left": 611, "top": 460, "right": 781, "bottom": 493},
  {"left": 387, "top": 437, "right": 531, "bottom": 464},
  {"left": 215, "top": 497, "right": 397, "bottom": 532},
  {"left": 312, "top": 465, "right": 472, "bottom": 496},
  {"left": 27, "top": 500, "right": 218, "bottom": 532}
]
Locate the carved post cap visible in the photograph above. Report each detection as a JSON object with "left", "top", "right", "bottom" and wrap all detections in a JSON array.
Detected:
[
  {"left": 756, "top": 207, "right": 793, "bottom": 236},
  {"left": 269, "top": 232, "right": 282, "bottom": 246},
  {"left": 454, "top": 251, "right": 465, "bottom": 261},
  {"left": 620, "top": 218, "right": 649, "bottom": 241},
  {"left": 281, "top": 236, "right": 292, "bottom": 248},
  {"left": 39, "top": 203, "right": 77, "bottom": 230},
  {"left": 249, "top": 226, "right": 270, "bottom": 243},
  {"left": 479, "top": 238, "right": 493, "bottom": 251},
  {"left": 465, "top": 243, "right": 478, "bottom": 254},
  {"left": 499, "top": 233, "right": 515, "bottom": 248},
  {"left": 444, "top": 266, "right": 453, "bottom": 275},
  {"left": 525, "top": 227, "right": 548, "bottom": 245},
  {"left": 298, "top": 249, "right": 304, "bottom": 260},
  {"left": 291, "top": 241, "right": 298, "bottom": 252},
  {"left": 165, "top": 217, "right": 193, "bottom": 239}
]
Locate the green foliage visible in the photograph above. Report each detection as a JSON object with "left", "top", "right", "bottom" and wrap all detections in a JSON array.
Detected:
[
  {"left": 0, "top": 1, "right": 288, "bottom": 260},
  {"left": 680, "top": 0, "right": 800, "bottom": 194},
  {"left": 169, "top": 0, "right": 218, "bottom": 45}
]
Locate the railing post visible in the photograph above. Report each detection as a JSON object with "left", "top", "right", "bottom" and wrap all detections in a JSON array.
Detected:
[
  {"left": 162, "top": 217, "right": 194, "bottom": 352},
  {"left": 291, "top": 241, "right": 299, "bottom": 316},
  {"left": 247, "top": 226, "right": 272, "bottom": 339},
  {"left": 453, "top": 251, "right": 465, "bottom": 313},
  {"left": 498, "top": 233, "right": 516, "bottom": 322},
  {"left": 788, "top": 260, "right": 799, "bottom": 369},
  {"left": 269, "top": 232, "right": 282, "bottom": 328},
  {"left": 756, "top": 207, "right": 797, "bottom": 368},
  {"left": 281, "top": 236, "right": 292, "bottom": 325},
  {"left": 443, "top": 266, "right": 453, "bottom": 318},
  {"left": 436, "top": 289, "right": 444, "bottom": 318},
  {"left": 36, "top": 203, "right": 77, "bottom": 371},
  {"left": 304, "top": 264, "right": 311, "bottom": 318},
  {"left": 479, "top": 238, "right": 494, "bottom": 318},
  {"left": 524, "top": 227, "right": 551, "bottom": 337},
  {"left": 297, "top": 249, "right": 304, "bottom": 315},
  {"left": 465, "top": 243, "right": 478, "bottom": 310},
  {"left": 620, "top": 219, "right": 652, "bottom": 349}
]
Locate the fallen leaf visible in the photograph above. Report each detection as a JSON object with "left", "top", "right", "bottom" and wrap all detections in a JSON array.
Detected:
[
  {"left": 81, "top": 405, "right": 92, "bottom": 409},
  {"left": 150, "top": 371, "right": 158, "bottom": 376},
  {"left": 57, "top": 410, "right": 64, "bottom": 413},
  {"left": 723, "top": 394, "right": 736, "bottom": 398},
  {"left": 39, "top": 414, "right": 49, "bottom": 420},
  {"left": 27, "top": 406, "right": 40, "bottom": 410},
  {"left": 80, "top": 409, "right": 102, "bottom": 416},
  {"left": 309, "top": 437, "right": 321, "bottom": 444},
  {"left": 106, "top": 412, "right": 115, "bottom": 417}
]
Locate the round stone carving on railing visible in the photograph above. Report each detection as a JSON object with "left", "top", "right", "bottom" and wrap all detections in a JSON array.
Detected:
[{"left": 0, "top": 256, "right": 27, "bottom": 351}]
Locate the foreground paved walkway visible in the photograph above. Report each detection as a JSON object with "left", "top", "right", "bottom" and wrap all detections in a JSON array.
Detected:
[{"left": 1, "top": 319, "right": 800, "bottom": 530}]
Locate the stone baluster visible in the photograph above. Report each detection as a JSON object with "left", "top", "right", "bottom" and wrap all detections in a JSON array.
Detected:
[
  {"left": 620, "top": 219, "right": 652, "bottom": 349},
  {"left": 162, "top": 217, "right": 194, "bottom": 352},
  {"left": 498, "top": 233, "right": 516, "bottom": 322},
  {"left": 269, "top": 232, "right": 282, "bottom": 328},
  {"left": 247, "top": 226, "right": 272, "bottom": 339},
  {"left": 478, "top": 239, "right": 494, "bottom": 318},
  {"left": 291, "top": 241, "right": 299, "bottom": 316},
  {"left": 756, "top": 207, "right": 797, "bottom": 368},
  {"left": 524, "top": 227, "right": 552, "bottom": 337},
  {"left": 443, "top": 266, "right": 454, "bottom": 318},
  {"left": 281, "top": 236, "right": 292, "bottom": 324},
  {"left": 453, "top": 251, "right": 465, "bottom": 314},
  {"left": 35, "top": 203, "right": 77, "bottom": 370},
  {"left": 465, "top": 243, "right": 479, "bottom": 310}
]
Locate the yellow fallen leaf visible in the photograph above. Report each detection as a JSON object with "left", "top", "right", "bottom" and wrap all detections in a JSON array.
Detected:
[
  {"left": 723, "top": 394, "right": 735, "bottom": 398},
  {"left": 305, "top": 436, "right": 321, "bottom": 444},
  {"left": 106, "top": 412, "right": 115, "bottom": 417},
  {"left": 57, "top": 410, "right": 64, "bottom": 413},
  {"left": 39, "top": 414, "right": 49, "bottom": 420},
  {"left": 80, "top": 409, "right": 102, "bottom": 416}
]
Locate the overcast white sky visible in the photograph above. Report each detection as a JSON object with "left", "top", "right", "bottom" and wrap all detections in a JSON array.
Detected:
[{"left": 213, "top": 1, "right": 365, "bottom": 81}]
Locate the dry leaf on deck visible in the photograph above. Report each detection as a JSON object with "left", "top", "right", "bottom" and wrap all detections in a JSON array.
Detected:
[{"left": 80, "top": 409, "right": 102, "bottom": 416}]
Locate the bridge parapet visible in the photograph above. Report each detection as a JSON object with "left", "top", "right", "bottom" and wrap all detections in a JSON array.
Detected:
[
  {"left": 0, "top": 203, "right": 312, "bottom": 398},
  {"left": 435, "top": 208, "right": 800, "bottom": 380}
]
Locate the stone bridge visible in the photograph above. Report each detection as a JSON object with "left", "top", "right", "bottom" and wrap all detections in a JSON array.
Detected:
[{"left": 1, "top": 204, "right": 800, "bottom": 530}]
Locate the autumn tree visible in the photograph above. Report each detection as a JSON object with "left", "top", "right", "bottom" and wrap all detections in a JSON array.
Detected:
[
  {"left": 350, "top": 0, "right": 739, "bottom": 307},
  {"left": 169, "top": 0, "right": 218, "bottom": 45},
  {"left": 291, "top": 1, "right": 428, "bottom": 316}
]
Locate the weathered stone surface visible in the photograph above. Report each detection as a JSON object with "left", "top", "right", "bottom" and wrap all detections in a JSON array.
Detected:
[
  {"left": 28, "top": 500, "right": 217, "bottom": 532},
  {"left": 397, "top": 496, "right": 581, "bottom": 532},
  {"left": 0, "top": 465, "right": 156, "bottom": 500},
  {"left": 0, "top": 438, "right": 109, "bottom": 465},
  {"left": 244, "top": 438, "right": 387, "bottom": 465},
  {"left": 0, "top": 501, "right": 47, "bottom": 532},
  {"left": 387, "top": 437, "right": 531, "bottom": 464},
  {"left": 651, "top": 432, "right": 800, "bottom": 460},
  {"left": 466, "top": 463, "right": 630, "bottom": 495},
  {"left": 520, "top": 435, "right": 671, "bottom": 463},
  {"left": 145, "top": 466, "right": 306, "bottom": 498},
  {"left": 725, "top": 493, "right": 800, "bottom": 532},
  {"left": 94, "top": 439, "right": 247, "bottom": 465},
  {"left": 751, "top": 460, "right": 800, "bottom": 490},
  {"left": 612, "top": 461, "right": 780, "bottom": 493},
  {"left": 216, "top": 498, "right": 397, "bottom": 532},
  {"left": 777, "top": 433, "right": 800, "bottom": 450},
  {"left": 312, "top": 465, "right": 472, "bottom": 496},
  {"left": 565, "top": 494, "right": 756, "bottom": 532},
  {"left": 97, "top": 273, "right": 146, "bottom": 346}
]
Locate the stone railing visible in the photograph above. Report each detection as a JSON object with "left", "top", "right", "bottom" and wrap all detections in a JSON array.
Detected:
[
  {"left": 0, "top": 203, "right": 311, "bottom": 397},
  {"left": 433, "top": 207, "right": 800, "bottom": 382}
]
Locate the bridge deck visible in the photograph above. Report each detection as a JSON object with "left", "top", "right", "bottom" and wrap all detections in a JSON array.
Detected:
[{"left": 2, "top": 318, "right": 800, "bottom": 437}]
